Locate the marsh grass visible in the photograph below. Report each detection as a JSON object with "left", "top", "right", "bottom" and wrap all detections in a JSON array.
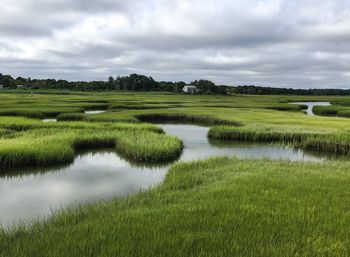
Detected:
[
  {"left": 0, "top": 120, "right": 182, "bottom": 170},
  {"left": 109, "top": 102, "right": 181, "bottom": 110},
  {"left": 57, "top": 113, "right": 86, "bottom": 121},
  {"left": 0, "top": 128, "right": 15, "bottom": 138},
  {"left": 1, "top": 157, "right": 350, "bottom": 256},
  {"left": 313, "top": 105, "right": 350, "bottom": 118},
  {"left": 209, "top": 125, "right": 350, "bottom": 154},
  {"left": 115, "top": 131, "right": 183, "bottom": 162},
  {"left": 136, "top": 113, "right": 241, "bottom": 126},
  {"left": 0, "top": 107, "right": 84, "bottom": 119},
  {"left": 3, "top": 92, "right": 350, "bottom": 256}
]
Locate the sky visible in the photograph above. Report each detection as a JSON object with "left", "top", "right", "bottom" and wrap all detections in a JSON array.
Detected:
[{"left": 0, "top": 0, "right": 349, "bottom": 88}]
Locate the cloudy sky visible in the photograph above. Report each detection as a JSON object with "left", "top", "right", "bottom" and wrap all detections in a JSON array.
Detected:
[{"left": 0, "top": 0, "right": 349, "bottom": 88}]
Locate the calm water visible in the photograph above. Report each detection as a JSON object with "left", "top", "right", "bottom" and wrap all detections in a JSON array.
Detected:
[
  {"left": 42, "top": 119, "right": 57, "bottom": 122},
  {"left": 42, "top": 110, "right": 107, "bottom": 122},
  {"left": 84, "top": 110, "right": 106, "bottom": 114},
  {"left": 289, "top": 102, "right": 331, "bottom": 115},
  {"left": 0, "top": 124, "right": 336, "bottom": 226}
]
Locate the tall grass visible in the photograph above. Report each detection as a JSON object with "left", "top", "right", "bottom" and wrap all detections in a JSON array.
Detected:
[
  {"left": 136, "top": 113, "right": 241, "bottom": 126},
  {"left": 115, "top": 131, "right": 183, "bottom": 162},
  {"left": 0, "top": 117, "right": 161, "bottom": 132},
  {"left": 0, "top": 128, "right": 14, "bottom": 138},
  {"left": 209, "top": 125, "right": 350, "bottom": 154},
  {"left": 57, "top": 113, "right": 86, "bottom": 121},
  {"left": 2, "top": 157, "right": 350, "bottom": 256},
  {"left": 2, "top": 92, "right": 350, "bottom": 255},
  {"left": 0, "top": 123, "right": 182, "bottom": 170},
  {"left": 0, "top": 107, "right": 84, "bottom": 119},
  {"left": 313, "top": 105, "right": 350, "bottom": 118},
  {"left": 109, "top": 102, "right": 180, "bottom": 110}
]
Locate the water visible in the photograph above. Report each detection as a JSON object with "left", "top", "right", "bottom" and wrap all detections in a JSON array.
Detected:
[
  {"left": 0, "top": 150, "right": 167, "bottom": 227},
  {"left": 43, "top": 110, "right": 106, "bottom": 122},
  {"left": 41, "top": 110, "right": 107, "bottom": 122},
  {"left": 163, "top": 125, "right": 323, "bottom": 162},
  {"left": 0, "top": 124, "right": 337, "bottom": 226},
  {"left": 289, "top": 102, "right": 331, "bottom": 115},
  {"left": 42, "top": 119, "right": 57, "bottom": 122},
  {"left": 84, "top": 110, "right": 106, "bottom": 115}
]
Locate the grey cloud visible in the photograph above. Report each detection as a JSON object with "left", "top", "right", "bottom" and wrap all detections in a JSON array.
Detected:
[{"left": 0, "top": 0, "right": 349, "bottom": 88}]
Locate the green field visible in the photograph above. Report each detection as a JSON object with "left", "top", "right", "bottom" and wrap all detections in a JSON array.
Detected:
[{"left": 1, "top": 91, "right": 350, "bottom": 256}]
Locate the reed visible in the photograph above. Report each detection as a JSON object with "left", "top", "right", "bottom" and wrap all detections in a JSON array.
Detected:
[
  {"left": 313, "top": 105, "right": 350, "bottom": 118},
  {"left": 0, "top": 124, "right": 182, "bottom": 170},
  {"left": 313, "top": 106, "right": 341, "bottom": 116},
  {"left": 2, "top": 157, "right": 350, "bottom": 257},
  {"left": 209, "top": 125, "right": 350, "bottom": 154},
  {"left": 136, "top": 113, "right": 241, "bottom": 126},
  {"left": 57, "top": 113, "right": 85, "bottom": 121},
  {"left": 0, "top": 107, "right": 84, "bottom": 119}
]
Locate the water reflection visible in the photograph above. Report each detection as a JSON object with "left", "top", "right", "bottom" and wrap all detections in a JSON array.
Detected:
[
  {"left": 163, "top": 124, "right": 325, "bottom": 162},
  {"left": 0, "top": 124, "right": 345, "bottom": 227},
  {"left": 84, "top": 110, "right": 106, "bottom": 115},
  {"left": 0, "top": 150, "right": 167, "bottom": 226},
  {"left": 42, "top": 119, "right": 57, "bottom": 122}
]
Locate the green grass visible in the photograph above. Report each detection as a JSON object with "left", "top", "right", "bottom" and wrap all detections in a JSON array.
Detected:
[
  {"left": 1, "top": 157, "right": 350, "bottom": 257},
  {"left": 57, "top": 113, "right": 86, "bottom": 121},
  {"left": 0, "top": 107, "right": 84, "bottom": 119},
  {"left": 0, "top": 118, "right": 182, "bottom": 170},
  {"left": 2, "top": 91, "right": 350, "bottom": 256},
  {"left": 313, "top": 105, "right": 350, "bottom": 118},
  {"left": 135, "top": 113, "right": 241, "bottom": 126},
  {"left": 208, "top": 125, "right": 350, "bottom": 154}
]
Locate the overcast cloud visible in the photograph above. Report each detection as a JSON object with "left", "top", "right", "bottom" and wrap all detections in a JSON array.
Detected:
[{"left": 0, "top": 0, "right": 349, "bottom": 88}]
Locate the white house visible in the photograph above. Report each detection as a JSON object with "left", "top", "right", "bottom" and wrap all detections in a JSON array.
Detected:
[
  {"left": 0, "top": 85, "right": 4, "bottom": 90},
  {"left": 182, "top": 85, "right": 198, "bottom": 94}
]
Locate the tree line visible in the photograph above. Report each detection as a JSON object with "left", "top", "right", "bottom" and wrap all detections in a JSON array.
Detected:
[
  {"left": 228, "top": 85, "right": 350, "bottom": 96},
  {"left": 0, "top": 73, "right": 349, "bottom": 95},
  {"left": 0, "top": 73, "right": 227, "bottom": 94}
]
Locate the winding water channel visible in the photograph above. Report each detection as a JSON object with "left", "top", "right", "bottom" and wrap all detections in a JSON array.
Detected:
[
  {"left": 0, "top": 124, "right": 343, "bottom": 227},
  {"left": 289, "top": 102, "right": 331, "bottom": 115}
]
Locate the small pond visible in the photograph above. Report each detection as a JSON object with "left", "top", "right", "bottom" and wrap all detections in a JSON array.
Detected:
[
  {"left": 289, "top": 102, "right": 331, "bottom": 115},
  {"left": 0, "top": 124, "right": 342, "bottom": 226}
]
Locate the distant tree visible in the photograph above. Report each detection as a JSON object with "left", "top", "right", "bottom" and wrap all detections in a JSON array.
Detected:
[
  {"left": 0, "top": 74, "right": 16, "bottom": 88},
  {"left": 108, "top": 76, "right": 114, "bottom": 84},
  {"left": 1, "top": 72, "right": 349, "bottom": 95},
  {"left": 190, "top": 80, "right": 217, "bottom": 94}
]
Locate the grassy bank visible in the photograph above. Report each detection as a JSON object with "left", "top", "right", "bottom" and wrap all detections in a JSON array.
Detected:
[
  {"left": 0, "top": 118, "right": 183, "bottom": 170},
  {"left": 314, "top": 105, "right": 350, "bottom": 118},
  {"left": 136, "top": 113, "right": 241, "bottom": 126},
  {"left": 1, "top": 157, "right": 350, "bottom": 256},
  {"left": 208, "top": 125, "right": 350, "bottom": 155}
]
